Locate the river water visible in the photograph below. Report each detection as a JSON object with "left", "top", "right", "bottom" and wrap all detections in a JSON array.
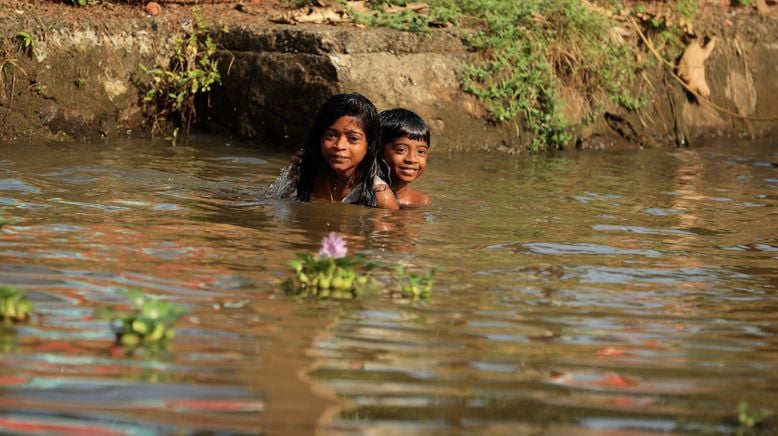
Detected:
[{"left": 0, "top": 137, "right": 776, "bottom": 434}]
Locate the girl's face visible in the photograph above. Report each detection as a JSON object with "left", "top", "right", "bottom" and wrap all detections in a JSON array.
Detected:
[
  {"left": 383, "top": 136, "right": 429, "bottom": 185},
  {"left": 321, "top": 116, "right": 368, "bottom": 178}
]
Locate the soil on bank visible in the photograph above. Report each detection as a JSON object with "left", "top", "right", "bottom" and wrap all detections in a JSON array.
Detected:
[
  {"left": 0, "top": 1, "right": 286, "bottom": 27},
  {"left": 1, "top": 1, "right": 776, "bottom": 148},
  {"left": 3, "top": 1, "right": 773, "bottom": 36}
]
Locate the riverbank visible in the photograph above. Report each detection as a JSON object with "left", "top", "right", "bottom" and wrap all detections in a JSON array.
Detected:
[{"left": 0, "top": 1, "right": 776, "bottom": 151}]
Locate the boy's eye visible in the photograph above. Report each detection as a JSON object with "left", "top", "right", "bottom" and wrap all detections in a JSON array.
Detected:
[
  {"left": 417, "top": 148, "right": 428, "bottom": 156},
  {"left": 394, "top": 146, "right": 407, "bottom": 154}
]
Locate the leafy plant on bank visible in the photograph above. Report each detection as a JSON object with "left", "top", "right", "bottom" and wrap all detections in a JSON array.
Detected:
[
  {"left": 97, "top": 288, "right": 188, "bottom": 349},
  {"left": 0, "top": 286, "right": 33, "bottom": 325},
  {"left": 351, "top": 0, "right": 460, "bottom": 33},
  {"left": 140, "top": 8, "right": 220, "bottom": 137},
  {"left": 15, "top": 32, "right": 35, "bottom": 57},
  {"left": 464, "top": 0, "right": 646, "bottom": 151},
  {"left": 350, "top": 0, "right": 696, "bottom": 152},
  {"left": 633, "top": 0, "right": 698, "bottom": 61}
]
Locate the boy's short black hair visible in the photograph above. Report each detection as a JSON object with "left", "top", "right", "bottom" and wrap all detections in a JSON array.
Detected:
[{"left": 379, "top": 108, "right": 430, "bottom": 147}]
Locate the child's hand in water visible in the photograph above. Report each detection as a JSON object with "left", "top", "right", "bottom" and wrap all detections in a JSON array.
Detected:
[{"left": 289, "top": 149, "right": 304, "bottom": 182}]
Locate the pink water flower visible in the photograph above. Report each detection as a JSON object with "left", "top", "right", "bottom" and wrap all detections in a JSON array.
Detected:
[{"left": 319, "top": 232, "right": 348, "bottom": 258}]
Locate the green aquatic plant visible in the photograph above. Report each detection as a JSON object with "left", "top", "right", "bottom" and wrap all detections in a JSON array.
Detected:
[
  {"left": 98, "top": 289, "right": 187, "bottom": 349},
  {"left": 393, "top": 266, "right": 438, "bottom": 299},
  {"left": 0, "top": 286, "right": 33, "bottom": 325},
  {"left": 737, "top": 401, "right": 769, "bottom": 431},
  {"left": 284, "top": 232, "right": 376, "bottom": 300}
]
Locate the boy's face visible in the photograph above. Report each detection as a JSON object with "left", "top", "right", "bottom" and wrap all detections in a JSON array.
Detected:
[{"left": 383, "top": 136, "right": 429, "bottom": 185}]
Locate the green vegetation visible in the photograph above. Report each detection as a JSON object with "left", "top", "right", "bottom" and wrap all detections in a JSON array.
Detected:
[
  {"left": 285, "top": 233, "right": 376, "bottom": 300},
  {"left": 284, "top": 232, "right": 439, "bottom": 301},
  {"left": 393, "top": 266, "right": 438, "bottom": 300},
  {"left": 15, "top": 31, "right": 35, "bottom": 57},
  {"left": 737, "top": 401, "right": 769, "bottom": 432},
  {"left": 0, "top": 286, "right": 33, "bottom": 325},
  {"left": 74, "top": 77, "right": 87, "bottom": 89},
  {"left": 351, "top": 0, "right": 698, "bottom": 152},
  {"left": 66, "top": 0, "right": 93, "bottom": 6},
  {"left": 98, "top": 288, "right": 188, "bottom": 349},
  {"left": 634, "top": 0, "right": 697, "bottom": 61},
  {"left": 140, "top": 8, "right": 221, "bottom": 136}
]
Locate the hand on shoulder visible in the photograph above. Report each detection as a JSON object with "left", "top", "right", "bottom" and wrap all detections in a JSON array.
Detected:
[{"left": 375, "top": 183, "right": 400, "bottom": 210}]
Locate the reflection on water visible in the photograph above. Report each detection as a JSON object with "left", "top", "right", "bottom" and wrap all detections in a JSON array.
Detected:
[{"left": 0, "top": 137, "right": 776, "bottom": 434}]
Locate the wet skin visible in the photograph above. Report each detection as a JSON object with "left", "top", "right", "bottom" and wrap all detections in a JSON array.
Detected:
[
  {"left": 383, "top": 136, "right": 431, "bottom": 208},
  {"left": 311, "top": 116, "right": 399, "bottom": 209},
  {"left": 321, "top": 116, "right": 367, "bottom": 180}
]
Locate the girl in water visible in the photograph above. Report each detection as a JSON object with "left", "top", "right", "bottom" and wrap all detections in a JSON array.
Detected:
[{"left": 296, "top": 93, "right": 399, "bottom": 209}]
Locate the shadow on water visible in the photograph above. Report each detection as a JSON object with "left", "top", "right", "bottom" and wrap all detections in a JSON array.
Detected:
[{"left": 0, "top": 135, "right": 777, "bottom": 434}]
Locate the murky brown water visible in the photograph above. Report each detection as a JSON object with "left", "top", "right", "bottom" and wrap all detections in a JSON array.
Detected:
[{"left": 0, "top": 136, "right": 776, "bottom": 434}]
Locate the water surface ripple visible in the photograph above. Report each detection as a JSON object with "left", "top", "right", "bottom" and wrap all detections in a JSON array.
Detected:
[{"left": 0, "top": 137, "right": 776, "bottom": 434}]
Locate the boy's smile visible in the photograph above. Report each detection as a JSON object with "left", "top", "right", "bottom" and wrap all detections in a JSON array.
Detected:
[{"left": 383, "top": 137, "right": 429, "bottom": 185}]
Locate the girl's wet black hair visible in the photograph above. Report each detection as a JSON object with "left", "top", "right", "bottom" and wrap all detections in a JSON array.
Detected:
[
  {"left": 296, "top": 93, "right": 388, "bottom": 207},
  {"left": 379, "top": 108, "right": 431, "bottom": 147}
]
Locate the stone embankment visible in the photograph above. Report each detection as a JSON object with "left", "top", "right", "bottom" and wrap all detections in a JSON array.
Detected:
[{"left": 0, "top": 12, "right": 776, "bottom": 150}]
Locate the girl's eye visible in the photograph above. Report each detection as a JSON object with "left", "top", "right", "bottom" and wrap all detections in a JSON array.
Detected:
[
  {"left": 348, "top": 136, "right": 361, "bottom": 143},
  {"left": 325, "top": 132, "right": 336, "bottom": 139}
]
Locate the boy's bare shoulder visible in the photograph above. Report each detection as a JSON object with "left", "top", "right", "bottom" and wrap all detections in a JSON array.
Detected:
[{"left": 399, "top": 187, "right": 431, "bottom": 209}]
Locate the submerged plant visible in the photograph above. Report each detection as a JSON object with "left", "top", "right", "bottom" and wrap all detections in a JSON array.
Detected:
[
  {"left": 393, "top": 266, "right": 438, "bottom": 299},
  {"left": 0, "top": 286, "right": 33, "bottom": 325},
  {"left": 737, "top": 401, "right": 769, "bottom": 431},
  {"left": 98, "top": 289, "right": 187, "bottom": 349},
  {"left": 284, "top": 232, "right": 376, "bottom": 300}
]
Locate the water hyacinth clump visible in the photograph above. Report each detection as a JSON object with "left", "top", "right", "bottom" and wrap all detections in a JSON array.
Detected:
[
  {"left": 285, "top": 232, "right": 376, "bottom": 300},
  {"left": 0, "top": 286, "right": 33, "bottom": 325},
  {"left": 98, "top": 289, "right": 187, "bottom": 348},
  {"left": 393, "top": 266, "right": 438, "bottom": 299}
]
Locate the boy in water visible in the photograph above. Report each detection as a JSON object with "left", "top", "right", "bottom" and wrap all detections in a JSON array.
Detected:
[{"left": 379, "top": 108, "right": 432, "bottom": 209}]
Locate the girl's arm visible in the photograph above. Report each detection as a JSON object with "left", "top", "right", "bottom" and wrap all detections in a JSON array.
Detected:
[{"left": 374, "top": 184, "right": 400, "bottom": 210}]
